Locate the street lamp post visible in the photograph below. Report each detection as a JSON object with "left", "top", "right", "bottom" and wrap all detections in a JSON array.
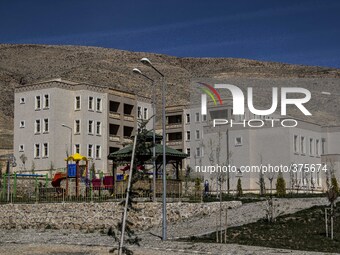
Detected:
[
  {"left": 141, "top": 57, "right": 167, "bottom": 240},
  {"left": 61, "top": 124, "right": 73, "bottom": 156},
  {"left": 132, "top": 68, "right": 157, "bottom": 202},
  {"left": 61, "top": 123, "right": 76, "bottom": 196}
]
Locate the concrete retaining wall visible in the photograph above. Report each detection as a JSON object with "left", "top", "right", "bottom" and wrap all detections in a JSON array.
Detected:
[{"left": 0, "top": 201, "right": 241, "bottom": 232}]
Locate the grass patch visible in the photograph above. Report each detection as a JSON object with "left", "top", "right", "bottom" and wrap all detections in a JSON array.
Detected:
[{"left": 186, "top": 203, "right": 340, "bottom": 253}]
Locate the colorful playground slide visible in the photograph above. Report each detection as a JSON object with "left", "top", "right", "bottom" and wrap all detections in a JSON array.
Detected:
[{"left": 51, "top": 172, "right": 67, "bottom": 187}]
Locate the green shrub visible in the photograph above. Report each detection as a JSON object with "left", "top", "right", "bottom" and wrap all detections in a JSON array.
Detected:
[
  {"left": 276, "top": 174, "right": 286, "bottom": 197},
  {"left": 237, "top": 178, "right": 243, "bottom": 197},
  {"left": 331, "top": 176, "right": 339, "bottom": 194},
  {"left": 194, "top": 177, "right": 201, "bottom": 192}
]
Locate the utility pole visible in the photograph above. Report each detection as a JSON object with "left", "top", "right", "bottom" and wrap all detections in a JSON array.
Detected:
[{"left": 119, "top": 133, "right": 138, "bottom": 255}]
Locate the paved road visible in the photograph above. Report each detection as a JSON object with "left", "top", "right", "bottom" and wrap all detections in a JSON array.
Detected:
[{"left": 149, "top": 198, "right": 330, "bottom": 239}]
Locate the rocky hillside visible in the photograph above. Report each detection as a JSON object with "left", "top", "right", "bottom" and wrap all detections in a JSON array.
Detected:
[{"left": 0, "top": 44, "right": 340, "bottom": 148}]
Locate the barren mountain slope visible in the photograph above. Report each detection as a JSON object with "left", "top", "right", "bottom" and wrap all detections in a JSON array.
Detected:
[{"left": 0, "top": 44, "right": 339, "bottom": 148}]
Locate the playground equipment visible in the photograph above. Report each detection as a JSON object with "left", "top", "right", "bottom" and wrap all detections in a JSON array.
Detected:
[
  {"left": 51, "top": 172, "right": 67, "bottom": 188},
  {"left": 49, "top": 153, "right": 130, "bottom": 198},
  {"left": 52, "top": 153, "right": 120, "bottom": 197},
  {"left": 65, "top": 153, "right": 88, "bottom": 197}
]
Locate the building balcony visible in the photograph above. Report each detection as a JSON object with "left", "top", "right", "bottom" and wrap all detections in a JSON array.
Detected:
[
  {"left": 166, "top": 123, "right": 183, "bottom": 129},
  {"left": 166, "top": 140, "right": 183, "bottom": 147},
  {"left": 109, "top": 135, "right": 120, "bottom": 142},
  {"left": 123, "top": 136, "right": 133, "bottom": 143},
  {"left": 109, "top": 112, "right": 121, "bottom": 119},
  {"left": 124, "top": 114, "right": 134, "bottom": 122}
]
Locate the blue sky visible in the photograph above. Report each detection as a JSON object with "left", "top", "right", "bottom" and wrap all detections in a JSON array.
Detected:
[{"left": 0, "top": 0, "right": 340, "bottom": 68}]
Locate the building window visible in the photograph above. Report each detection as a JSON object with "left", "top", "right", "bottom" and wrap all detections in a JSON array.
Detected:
[
  {"left": 186, "top": 131, "right": 191, "bottom": 141},
  {"left": 96, "top": 121, "right": 101, "bottom": 135},
  {"left": 301, "top": 136, "right": 305, "bottom": 154},
  {"left": 43, "top": 118, "right": 49, "bottom": 133},
  {"left": 74, "top": 120, "right": 81, "bottom": 134},
  {"left": 137, "top": 106, "right": 142, "bottom": 119},
  {"left": 88, "top": 96, "right": 94, "bottom": 111},
  {"left": 95, "top": 145, "right": 101, "bottom": 159},
  {"left": 144, "top": 108, "right": 148, "bottom": 119},
  {"left": 195, "top": 112, "right": 200, "bottom": 122},
  {"left": 203, "top": 114, "right": 207, "bottom": 121},
  {"left": 88, "top": 144, "right": 93, "bottom": 158},
  {"left": 43, "top": 143, "right": 49, "bottom": 158},
  {"left": 186, "top": 148, "right": 190, "bottom": 157},
  {"left": 309, "top": 138, "right": 313, "bottom": 156},
  {"left": 19, "top": 144, "right": 24, "bottom": 152},
  {"left": 74, "top": 144, "right": 80, "bottom": 154},
  {"left": 35, "top": 96, "right": 41, "bottom": 110},
  {"left": 75, "top": 96, "right": 81, "bottom": 110},
  {"left": 43, "top": 94, "right": 49, "bottom": 109},
  {"left": 196, "top": 147, "right": 201, "bottom": 157},
  {"left": 20, "top": 97, "right": 25, "bottom": 104},
  {"left": 96, "top": 98, "right": 102, "bottom": 112},
  {"left": 88, "top": 120, "right": 94, "bottom": 134},
  {"left": 35, "top": 119, "right": 41, "bottom": 134},
  {"left": 186, "top": 114, "right": 190, "bottom": 123},
  {"left": 195, "top": 130, "right": 200, "bottom": 140},
  {"left": 294, "top": 135, "right": 299, "bottom": 153},
  {"left": 316, "top": 139, "right": 320, "bottom": 156},
  {"left": 20, "top": 120, "right": 25, "bottom": 128},
  {"left": 321, "top": 138, "right": 326, "bottom": 155},
  {"left": 235, "top": 137, "right": 242, "bottom": 146},
  {"left": 34, "top": 143, "right": 40, "bottom": 158}
]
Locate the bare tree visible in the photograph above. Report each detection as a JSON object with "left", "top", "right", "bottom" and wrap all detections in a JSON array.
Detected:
[
  {"left": 20, "top": 154, "right": 27, "bottom": 172},
  {"left": 207, "top": 138, "right": 216, "bottom": 196},
  {"left": 31, "top": 161, "right": 36, "bottom": 174},
  {"left": 265, "top": 169, "right": 276, "bottom": 196},
  {"left": 289, "top": 163, "right": 295, "bottom": 194},
  {"left": 49, "top": 161, "right": 54, "bottom": 179},
  {"left": 224, "top": 150, "right": 233, "bottom": 194},
  {"left": 256, "top": 154, "right": 266, "bottom": 196}
]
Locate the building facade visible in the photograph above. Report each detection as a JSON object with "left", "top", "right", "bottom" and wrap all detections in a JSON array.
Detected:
[
  {"left": 165, "top": 100, "right": 340, "bottom": 193},
  {"left": 14, "top": 78, "right": 152, "bottom": 174}
]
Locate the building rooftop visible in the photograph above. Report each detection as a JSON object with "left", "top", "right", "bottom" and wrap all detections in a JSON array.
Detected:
[{"left": 15, "top": 78, "right": 140, "bottom": 98}]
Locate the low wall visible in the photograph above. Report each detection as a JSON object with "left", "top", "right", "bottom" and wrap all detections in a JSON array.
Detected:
[{"left": 0, "top": 201, "right": 241, "bottom": 232}]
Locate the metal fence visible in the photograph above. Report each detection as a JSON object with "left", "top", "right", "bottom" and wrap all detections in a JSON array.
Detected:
[{"left": 0, "top": 179, "right": 184, "bottom": 204}]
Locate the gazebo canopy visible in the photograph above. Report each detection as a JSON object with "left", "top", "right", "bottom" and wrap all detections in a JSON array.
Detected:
[{"left": 108, "top": 143, "right": 188, "bottom": 163}]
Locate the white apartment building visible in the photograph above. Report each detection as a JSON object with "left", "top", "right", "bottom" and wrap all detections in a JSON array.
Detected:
[
  {"left": 14, "top": 78, "right": 152, "bottom": 174},
  {"left": 165, "top": 100, "right": 340, "bottom": 193}
]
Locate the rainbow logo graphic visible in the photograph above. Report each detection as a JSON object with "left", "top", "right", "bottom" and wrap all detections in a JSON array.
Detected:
[
  {"left": 197, "top": 82, "right": 223, "bottom": 115},
  {"left": 197, "top": 82, "right": 223, "bottom": 106}
]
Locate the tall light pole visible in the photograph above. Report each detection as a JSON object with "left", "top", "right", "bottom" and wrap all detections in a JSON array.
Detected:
[
  {"left": 141, "top": 57, "right": 167, "bottom": 240},
  {"left": 61, "top": 124, "right": 73, "bottom": 156},
  {"left": 132, "top": 68, "right": 157, "bottom": 202}
]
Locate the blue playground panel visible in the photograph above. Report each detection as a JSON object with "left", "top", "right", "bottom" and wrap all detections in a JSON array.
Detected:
[
  {"left": 116, "top": 174, "right": 124, "bottom": 181},
  {"left": 68, "top": 164, "right": 76, "bottom": 177}
]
